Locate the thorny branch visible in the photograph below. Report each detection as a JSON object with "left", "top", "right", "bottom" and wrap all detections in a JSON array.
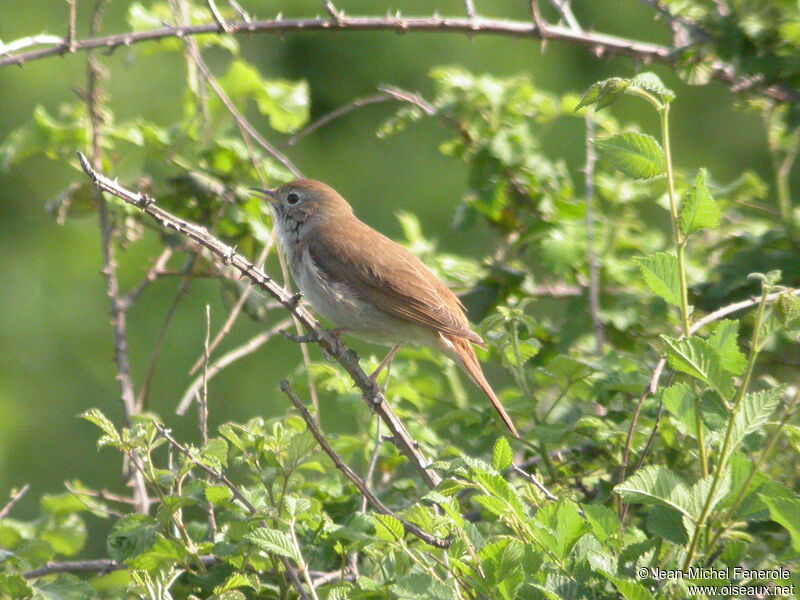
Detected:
[
  {"left": 1, "top": 13, "right": 799, "bottom": 106},
  {"left": 77, "top": 153, "right": 443, "bottom": 489},
  {"left": 281, "top": 380, "right": 450, "bottom": 548}
]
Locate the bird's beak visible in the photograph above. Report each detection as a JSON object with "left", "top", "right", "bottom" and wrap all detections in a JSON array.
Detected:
[{"left": 251, "top": 188, "right": 279, "bottom": 205}]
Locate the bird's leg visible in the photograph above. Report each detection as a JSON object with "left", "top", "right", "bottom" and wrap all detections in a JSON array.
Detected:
[{"left": 369, "top": 345, "right": 400, "bottom": 385}]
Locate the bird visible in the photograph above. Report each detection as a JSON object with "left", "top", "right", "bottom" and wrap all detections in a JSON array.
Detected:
[{"left": 253, "top": 179, "right": 519, "bottom": 437}]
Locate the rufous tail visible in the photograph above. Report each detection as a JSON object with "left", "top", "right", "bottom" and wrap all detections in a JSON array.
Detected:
[{"left": 446, "top": 334, "right": 520, "bottom": 438}]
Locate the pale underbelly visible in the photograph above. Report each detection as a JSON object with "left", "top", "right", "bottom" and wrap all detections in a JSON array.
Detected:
[{"left": 291, "top": 251, "right": 437, "bottom": 348}]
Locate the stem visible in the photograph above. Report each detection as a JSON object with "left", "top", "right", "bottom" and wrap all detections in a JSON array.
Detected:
[
  {"left": 659, "top": 103, "right": 691, "bottom": 337},
  {"left": 682, "top": 287, "right": 770, "bottom": 570}
]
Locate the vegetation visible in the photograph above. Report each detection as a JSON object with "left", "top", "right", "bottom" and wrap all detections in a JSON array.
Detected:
[{"left": 0, "top": 1, "right": 799, "bottom": 598}]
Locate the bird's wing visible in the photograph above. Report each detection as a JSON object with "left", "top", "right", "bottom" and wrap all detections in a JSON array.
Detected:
[{"left": 309, "top": 220, "right": 483, "bottom": 345}]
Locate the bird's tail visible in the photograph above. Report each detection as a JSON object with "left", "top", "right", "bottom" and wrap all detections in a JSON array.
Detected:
[{"left": 444, "top": 334, "right": 520, "bottom": 438}]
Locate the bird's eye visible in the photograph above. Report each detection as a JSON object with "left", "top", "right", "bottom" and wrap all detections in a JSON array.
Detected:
[{"left": 287, "top": 192, "right": 300, "bottom": 205}]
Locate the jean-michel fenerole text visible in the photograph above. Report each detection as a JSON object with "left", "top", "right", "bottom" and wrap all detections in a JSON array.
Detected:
[{"left": 646, "top": 566, "right": 791, "bottom": 581}]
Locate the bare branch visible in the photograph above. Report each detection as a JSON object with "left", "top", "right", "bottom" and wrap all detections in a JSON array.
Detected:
[
  {"left": 2, "top": 14, "right": 797, "bottom": 105},
  {"left": 177, "top": 319, "right": 292, "bottom": 415},
  {"left": 206, "top": 0, "right": 232, "bottom": 33},
  {"left": 281, "top": 380, "right": 450, "bottom": 548},
  {"left": 189, "top": 241, "right": 273, "bottom": 374},
  {"left": 549, "top": 0, "right": 582, "bottom": 33},
  {"left": 0, "top": 484, "right": 30, "bottom": 519},
  {"left": 66, "top": 0, "right": 78, "bottom": 51},
  {"left": 321, "top": 0, "right": 343, "bottom": 24},
  {"left": 287, "top": 93, "right": 391, "bottom": 145},
  {"left": 463, "top": 0, "right": 477, "bottom": 19},
  {"left": 510, "top": 465, "right": 557, "bottom": 502},
  {"left": 0, "top": 35, "right": 64, "bottom": 57}
]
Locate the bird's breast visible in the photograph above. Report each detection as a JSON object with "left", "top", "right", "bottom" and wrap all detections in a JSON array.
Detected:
[{"left": 289, "top": 246, "right": 436, "bottom": 348}]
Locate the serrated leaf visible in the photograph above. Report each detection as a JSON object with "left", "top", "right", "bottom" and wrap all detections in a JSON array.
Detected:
[
  {"left": 576, "top": 77, "right": 631, "bottom": 110},
  {"left": 372, "top": 514, "right": 404, "bottom": 542},
  {"left": 661, "top": 335, "right": 735, "bottom": 399},
  {"left": 491, "top": 437, "right": 513, "bottom": 471},
  {"left": 214, "top": 573, "right": 260, "bottom": 594},
  {"left": 634, "top": 252, "right": 681, "bottom": 306},
  {"left": 245, "top": 527, "right": 300, "bottom": 561},
  {"left": 582, "top": 504, "right": 619, "bottom": 543},
  {"left": 679, "top": 169, "right": 721, "bottom": 235},
  {"left": 596, "top": 132, "right": 665, "bottom": 179},
  {"left": 284, "top": 496, "right": 311, "bottom": 518},
  {"left": 391, "top": 573, "right": 454, "bottom": 600},
  {"left": 729, "top": 387, "right": 784, "bottom": 451},
  {"left": 708, "top": 320, "right": 746, "bottom": 375},
  {"left": 688, "top": 473, "right": 731, "bottom": 520},
  {"left": 79, "top": 409, "right": 120, "bottom": 443},
  {"left": 599, "top": 571, "right": 655, "bottom": 600},
  {"left": 614, "top": 466, "right": 692, "bottom": 517},
  {"left": 629, "top": 72, "right": 675, "bottom": 102},
  {"left": 107, "top": 514, "right": 157, "bottom": 563},
  {"left": 33, "top": 574, "right": 95, "bottom": 600}
]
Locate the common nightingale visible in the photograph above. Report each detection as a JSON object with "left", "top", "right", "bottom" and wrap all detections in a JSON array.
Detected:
[{"left": 255, "top": 180, "right": 518, "bottom": 437}]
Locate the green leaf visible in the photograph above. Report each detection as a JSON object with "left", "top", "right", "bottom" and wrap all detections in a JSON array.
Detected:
[
  {"left": 662, "top": 383, "right": 702, "bottom": 439},
  {"left": 33, "top": 574, "right": 95, "bottom": 600},
  {"left": 217, "top": 61, "right": 309, "bottom": 133},
  {"left": 284, "top": 496, "right": 311, "bottom": 518},
  {"left": 596, "top": 132, "right": 665, "bottom": 179},
  {"left": 614, "top": 466, "right": 691, "bottom": 517},
  {"left": 372, "top": 514, "right": 405, "bottom": 542},
  {"left": 214, "top": 573, "right": 260, "bottom": 594},
  {"left": 599, "top": 571, "right": 655, "bottom": 600},
  {"left": 629, "top": 72, "right": 675, "bottom": 102},
  {"left": 246, "top": 527, "right": 300, "bottom": 561},
  {"left": 688, "top": 473, "right": 731, "bottom": 519},
  {"left": 759, "top": 493, "right": 800, "bottom": 551},
  {"left": 582, "top": 504, "right": 619, "bottom": 543},
  {"left": 78, "top": 409, "right": 121, "bottom": 445},
  {"left": 646, "top": 505, "right": 687, "bottom": 544},
  {"left": 707, "top": 320, "right": 746, "bottom": 375},
  {"left": 107, "top": 514, "right": 157, "bottom": 562},
  {"left": 127, "top": 536, "right": 186, "bottom": 570},
  {"left": 729, "top": 387, "right": 784, "bottom": 451},
  {"left": 0, "top": 574, "right": 33, "bottom": 598},
  {"left": 40, "top": 514, "right": 87, "bottom": 556},
  {"left": 205, "top": 485, "right": 233, "bottom": 506},
  {"left": 661, "top": 335, "right": 735, "bottom": 399},
  {"left": 553, "top": 501, "right": 586, "bottom": 559},
  {"left": 634, "top": 252, "right": 681, "bottom": 306},
  {"left": 391, "top": 574, "right": 455, "bottom": 600},
  {"left": 679, "top": 169, "right": 721, "bottom": 235},
  {"left": 491, "top": 437, "right": 513, "bottom": 471},
  {"left": 576, "top": 78, "right": 631, "bottom": 111}
]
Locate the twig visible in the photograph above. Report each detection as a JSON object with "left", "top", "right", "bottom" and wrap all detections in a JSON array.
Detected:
[
  {"left": 549, "top": 0, "right": 582, "bottom": 33},
  {"left": 529, "top": 0, "right": 550, "bottom": 50},
  {"left": 584, "top": 111, "right": 604, "bottom": 355},
  {"left": 321, "top": 0, "right": 343, "bottom": 24},
  {"left": 177, "top": 319, "right": 292, "bottom": 415},
  {"left": 0, "top": 35, "right": 64, "bottom": 57},
  {"left": 0, "top": 484, "right": 30, "bottom": 519},
  {"left": 281, "top": 381, "right": 450, "bottom": 548},
  {"left": 511, "top": 465, "right": 557, "bottom": 501},
  {"left": 123, "top": 247, "right": 174, "bottom": 307},
  {"left": 136, "top": 254, "right": 198, "bottom": 409},
  {"left": 228, "top": 1, "right": 249, "bottom": 22},
  {"left": 24, "top": 556, "right": 217, "bottom": 579},
  {"left": 189, "top": 241, "right": 273, "bottom": 375},
  {"left": 287, "top": 93, "right": 391, "bottom": 145},
  {"left": 85, "top": 0, "right": 150, "bottom": 516},
  {"left": 200, "top": 305, "right": 211, "bottom": 447},
  {"left": 63, "top": 482, "right": 137, "bottom": 505},
  {"left": 187, "top": 46, "right": 301, "bottom": 177},
  {"left": 206, "top": 0, "right": 232, "bottom": 32},
  {"left": 3, "top": 14, "right": 798, "bottom": 106},
  {"left": 463, "top": 0, "right": 477, "bottom": 19},
  {"left": 66, "top": 0, "right": 78, "bottom": 51}
]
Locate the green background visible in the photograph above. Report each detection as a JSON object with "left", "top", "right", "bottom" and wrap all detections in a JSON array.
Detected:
[{"left": 0, "top": 0, "right": 778, "bottom": 549}]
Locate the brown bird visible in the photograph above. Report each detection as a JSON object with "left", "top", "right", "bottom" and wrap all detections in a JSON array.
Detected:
[{"left": 255, "top": 180, "right": 518, "bottom": 437}]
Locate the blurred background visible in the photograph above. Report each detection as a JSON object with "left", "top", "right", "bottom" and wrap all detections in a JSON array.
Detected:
[{"left": 0, "top": 0, "right": 782, "bottom": 553}]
